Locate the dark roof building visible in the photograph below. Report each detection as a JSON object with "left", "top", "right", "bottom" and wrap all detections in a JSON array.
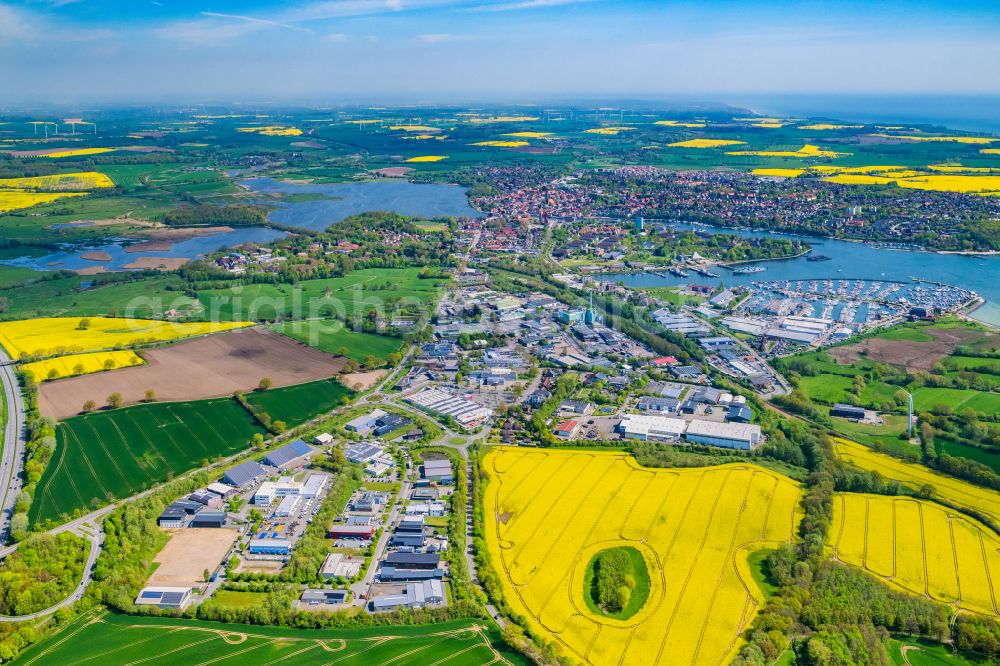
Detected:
[
  {"left": 223, "top": 460, "right": 267, "bottom": 487},
  {"left": 263, "top": 439, "right": 312, "bottom": 469},
  {"left": 190, "top": 511, "right": 226, "bottom": 528},
  {"left": 384, "top": 553, "right": 440, "bottom": 570},
  {"left": 831, "top": 403, "right": 867, "bottom": 420},
  {"left": 726, "top": 405, "right": 753, "bottom": 424}
]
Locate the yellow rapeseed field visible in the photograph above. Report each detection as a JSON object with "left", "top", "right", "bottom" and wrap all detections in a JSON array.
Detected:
[
  {"left": 928, "top": 165, "right": 997, "bottom": 173},
  {"left": 0, "top": 172, "right": 114, "bottom": 191},
  {"left": 236, "top": 126, "right": 302, "bottom": 136},
  {"left": 752, "top": 168, "right": 804, "bottom": 177},
  {"left": 0, "top": 317, "right": 250, "bottom": 359},
  {"left": 668, "top": 139, "right": 746, "bottom": 148},
  {"left": 0, "top": 191, "right": 85, "bottom": 213},
  {"left": 809, "top": 165, "right": 911, "bottom": 174},
  {"left": 727, "top": 144, "right": 848, "bottom": 158},
  {"left": 829, "top": 493, "right": 1000, "bottom": 616},
  {"left": 833, "top": 438, "right": 1000, "bottom": 525},
  {"left": 751, "top": 122, "right": 785, "bottom": 128},
  {"left": 584, "top": 127, "right": 637, "bottom": 135},
  {"left": 799, "top": 124, "right": 863, "bottom": 130},
  {"left": 22, "top": 350, "right": 144, "bottom": 382},
  {"left": 471, "top": 141, "right": 530, "bottom": 147},
  {"left": 404, "top": 155, "right": 448, "bottom": 163},
  {"left": 896, "top": 175, "right": 1000, "bottom": 195},
  {"left": 483, "top": 447, "right": 802, "bottom": 666},
  {"left": 982, "top": 149, "right": 1000, "bottom": 155},
  {"left": 43, "top": 148, "right": 115, "bottom": 158},
  {"left": 655, "top": 120, "right": 707, "bottom": 128},
  {"left": 875, "top": 134, "right": 999, "bottom": 144},
  {"left": 503, "top": 132, "right": 553, "bottom": 138},
  {"left": 823, "top": 174, "right": 896, "bottom": 185}
]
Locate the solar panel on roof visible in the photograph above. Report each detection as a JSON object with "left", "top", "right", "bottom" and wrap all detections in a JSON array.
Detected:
[
  {"left": 140, "top": 590, "right": 162, "bottom": 599},
  {"left": 160, "top": 592, "right": 185, "bottom": 604}
]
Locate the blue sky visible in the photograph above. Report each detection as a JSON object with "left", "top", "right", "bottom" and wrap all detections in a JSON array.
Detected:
[{"left": 0, "top": 0, "right": 998, "bottom": 103}]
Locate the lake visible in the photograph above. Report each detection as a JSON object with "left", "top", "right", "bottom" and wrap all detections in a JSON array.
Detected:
[
  {"left": 241, "top": 178, "right": 483, "bottom": 231},
  {"left": 595, "top": 222, "right": 1000, "bottom": 327},
  {"left": 2, "top": 180, "right": 480, "bottom": 272}
]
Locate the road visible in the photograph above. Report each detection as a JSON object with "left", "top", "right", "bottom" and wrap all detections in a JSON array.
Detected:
[
  {"left": 349, "top": 451, "right": 413, "bottom": 606},
  {"left": 0, "top": 350, "right": 26, "bottom": 544}
]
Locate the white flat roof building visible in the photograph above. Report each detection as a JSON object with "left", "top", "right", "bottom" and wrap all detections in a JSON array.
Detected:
[
  {"left": 314, "top": 433, "right": 334, "bottom": 445},
  {"left": 275, "top": 494, "right": 301, "bottom": 517},
  {"left": 685, "top": 420, "right": 762, "bottom": 451},
  {"left": 406, "top": 388, "right": 493, "bottom": 429},
  {"left": 618, "top": 414, "right": 687, "bottom": 442},
  {"left": 301, "top": 474, "right": 327, "bottom": 499}
]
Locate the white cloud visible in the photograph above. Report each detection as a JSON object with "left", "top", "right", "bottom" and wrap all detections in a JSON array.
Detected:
[
  {"left": 0, "top": 3, "right": 110, "bottom": 42},
  {"left": 201, "top": 11, "right": 312, "bottom": 34},
  {"left": 327, "top": 32, "right": 350, "bottom": 41}
]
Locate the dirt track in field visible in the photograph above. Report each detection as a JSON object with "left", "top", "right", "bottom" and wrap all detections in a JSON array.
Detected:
[
  {"left": 38, "top": 327, "right": 346, "bottom": 418},
  {"left": 828, "top": 327, "right": 997, "bottom": 372}
]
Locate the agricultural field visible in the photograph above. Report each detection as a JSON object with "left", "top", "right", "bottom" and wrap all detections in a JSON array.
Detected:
[
  {"left": 30, "top": 397, "right": 264, "bottom": 527},
  {"left": 0, "top": 316, "right": 249, "bottom": 359},
  {"left": 245, "top": 378, "right": 354, "bottom": 427},
  {"left": 0, "top": 274, "right": 202, "bottom": 321},
  {"left": 272, "top": 320, "right": 404, "bottom": 363},
  {"left": 22, "top": 350, "right": 143, "bottom": 382},
  {"left": 829, "top": 493, "right": 1000, "bottom": 618},
  {"left": 36, "top": 328, "right": 345, "bottom": 419},
  {"left": 196, "top": 268, "right": 445, "bottom": 322},
  {"left": 15, "top": 611, "right": 519, "bottom": 666},
  {"left": 833, "top": 438, "right": 1000, "bottom": 525},
  {"left": 483, "top": 447, "right": 802, "bottom": 665}
]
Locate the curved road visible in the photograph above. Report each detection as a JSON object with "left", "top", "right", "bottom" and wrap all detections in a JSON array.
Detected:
[{"left": 0, "top": 349, "right": 26, "bottom": 545}]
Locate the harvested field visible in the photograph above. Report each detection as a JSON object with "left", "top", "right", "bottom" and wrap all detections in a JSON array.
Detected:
[
  {"left": 38, "top": 328, "right": 346, "bottom": 419},
  {"left": 341, "top": 370, "right": 387, "bottom": 391},
  {"left": 827, "top": 325, "right": 997, "bottom": 372},
  {"left": 122, "top": 257, "right": 188, "bottom": 270},
  {"left": 149, "top": 528, "right": 240, "bottom": 588}
]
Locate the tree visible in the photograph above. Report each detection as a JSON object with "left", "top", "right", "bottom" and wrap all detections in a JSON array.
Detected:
[
  {"left": 46, "top": 369, "right": 59, "bottom": 380},
  {"left": 258, "top": 377, "right": 273, "bottom": 391},
  {"left": 386, "top": 352, "right": 401, "bottom": 366},
  {"left": 337, "top": 346, "right": 348, "bottom": 356},
  {"left": 203, "top": 568, "right": 211, "bottom": 582},
  {"left": 364, "top": 355, "right": 379, "bottom": 369},
  {"left": 106, "top": 392, "right": 123, "bottom": 409},
  {"left": 77, "top": 318, "right": 90, "bottom": 330},
  {"left": 73, "top": 363, "right": 85, "bottom": 375},
  {"left": 144, "top": 389, "right": 157, "bottom": 402},
  {"left": 81, "top": 400, "right": 97, "bottom": 413},
  {"left": 103, "top": 359, "right": 116, "bottom": 371}
]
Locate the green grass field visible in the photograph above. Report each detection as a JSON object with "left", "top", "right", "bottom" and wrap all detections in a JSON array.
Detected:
[
  {"left": 15, "top": 611, "right": 520, "bottom": 666},
  {"left": 912, "top": 387, "right": 1000, "bottom": 413},
  {"left": 245, "top": 379, "right": 354, "bottom": 427},
  {"left": 30, "top": 397, "right": 264, "bottom": 527},
  {"left": 0, "top": 274, "right": 200, "bottom": 320},
  {"left": 887, "top": 639, "right": 978, "bottom": 666},
  {"left": 197, "top": 268, "right": 445, "bottom": 322},
  {"left": 272, "top": 320, "right": 403, "bottom": 362},
  {"left": 936, "top": 438, "right": 1000, "bottom": 473}
]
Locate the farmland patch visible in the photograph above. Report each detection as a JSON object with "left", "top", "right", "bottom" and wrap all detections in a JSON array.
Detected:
[{"left": 38, "top": 328, "right": 345, "bottom": 419}]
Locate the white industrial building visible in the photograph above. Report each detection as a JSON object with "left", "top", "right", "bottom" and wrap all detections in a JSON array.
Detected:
[
  {"left": 253, "top": 478, "right": 303, "bottom": 505},
  {"left": 371, "top": 579, "right": 445, "bottom": 611},
  {"left": 274, "top": 495, "right": 301, "bottom": 517},
  {"left": 301, "top": 474, "right": 327, "bottom": 499},
  {"left": 618, "top": 414, "right": 687, "bottom": 442},
  {"left": 406, "top": 388, "right": 493, "bottom": 429},
  {"left": 685, "top": 420, "right": 762, "bottom": 450}
]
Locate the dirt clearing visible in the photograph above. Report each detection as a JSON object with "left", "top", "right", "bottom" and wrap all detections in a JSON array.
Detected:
[
  {"left": 340, "top": 370, "right": 387, "bottom": 391},
  {"left": 38, "top": 327, "right": 346, "bottom": 418},
  {"left": 828, "top": 326, "right": 1000, "bottom": 372},
  {"left": 148, "top": 528, "right": 239, "bottom": 588}
]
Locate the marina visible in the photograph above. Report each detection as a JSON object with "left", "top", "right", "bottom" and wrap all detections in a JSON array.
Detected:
[{"left": 597, "top": 221, "right": 1000, "bottom": 328}]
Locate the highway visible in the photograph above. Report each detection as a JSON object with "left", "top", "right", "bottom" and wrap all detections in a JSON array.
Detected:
[{"left": 0, "top": 349, "right": 26, "bottom": 545}]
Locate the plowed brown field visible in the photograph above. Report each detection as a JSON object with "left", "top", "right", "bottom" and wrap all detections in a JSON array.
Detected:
[{"left": 38, "top": 327, "right": 346, "bottom": 418}]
